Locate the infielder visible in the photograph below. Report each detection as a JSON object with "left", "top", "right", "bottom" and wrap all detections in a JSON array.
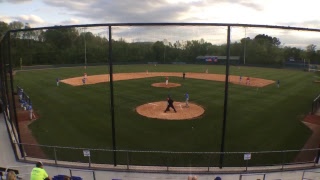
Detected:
[
  {"left": 164, "top": 96, "right": 177, "bottom": 113},
  {"left": 246, "top": 77, "right": 250, "bottom": 85},
  {"left": 82, "top": 78, "right": 86, "bottom": 85},
  {"left": 185, "top": 92, "right": 189, "bottom": 107},
  {"left": 84, "top": 72, "right": 87, "bottom": 79}
]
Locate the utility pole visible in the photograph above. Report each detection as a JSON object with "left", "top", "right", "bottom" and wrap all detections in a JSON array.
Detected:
[
  {"left": 83, "top": 28, "right": 87, "bottom": 70},
  {"left": 244, "top": 27, "right": 247, "bottom": 65}
]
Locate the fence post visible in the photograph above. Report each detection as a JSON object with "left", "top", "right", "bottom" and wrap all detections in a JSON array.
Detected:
[
  {"left": 54, "top": 147, "right": 57, "bottom": 165},
  {"left": 281, "top": 150, "right": 285, "bottom": 170},
  {"left": 88, "top": 154, "right": 91, "bottom": 168},
  {"left": 166, "top": 152, "right": 169, "bottom": 172},
  {"left": 93, "top": 171, "right": 96, "bottom": 180},
  {"left": 245, "top": 159, "right": 248, "bottom": 172},
  {"left": 126, "top": 151, "right": 129, "bottom": 170},
  {"left": 207, "top": 154, "right": 210, "bottom": 172}
]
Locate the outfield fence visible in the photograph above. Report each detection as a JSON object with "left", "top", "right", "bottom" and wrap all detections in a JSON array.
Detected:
[{"left": 1, "top": 23, "right": 320, "bottom": 172}]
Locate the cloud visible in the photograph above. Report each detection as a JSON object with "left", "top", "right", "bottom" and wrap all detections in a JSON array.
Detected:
[
  {"left": 1, "top": 0, "right": 32, "bottom": 4},
  {"left": 11, "top": 14, "right": 45, "bottom": 26},
  {"left": 201, "top": 0, "right": 263, "bottom": 11},
  {"left": 60, "top": 18, "right": 81, "bottom": 25},
  {"left": 42, "top": 0, "right": 194, "bottom": 23}
]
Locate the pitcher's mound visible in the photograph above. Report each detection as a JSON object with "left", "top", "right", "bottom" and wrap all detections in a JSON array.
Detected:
[
  {"left": 136, "top": 101, "right": 205, "bottom": 120},
  {"left": 152, "top": 82, "right": 181, "bottom": 88}
]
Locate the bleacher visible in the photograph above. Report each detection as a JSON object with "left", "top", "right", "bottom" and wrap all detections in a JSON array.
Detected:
[{"left": 53, "top": 175, "right": 83, "bottom": 180}]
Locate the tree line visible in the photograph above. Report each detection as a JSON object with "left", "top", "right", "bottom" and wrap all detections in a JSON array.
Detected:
[{"left": 1, "top": 21, "right": 320, "bottom": 67}]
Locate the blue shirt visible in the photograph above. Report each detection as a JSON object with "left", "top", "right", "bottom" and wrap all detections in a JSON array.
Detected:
[{"left": 185, "top": 93, "right": 189, "bottom": 99}]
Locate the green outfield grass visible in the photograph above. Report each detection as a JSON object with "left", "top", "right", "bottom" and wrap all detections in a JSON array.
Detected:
[{"left": 13, "top": 64, "right": 318, "bottom": 166}]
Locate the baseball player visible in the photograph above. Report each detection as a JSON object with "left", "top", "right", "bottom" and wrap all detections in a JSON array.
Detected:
[
  {"left": 185, "top": 92, "right": 189, "bottom": 107},
  {"left": 183, "top": 72, "right": 186, "bottom": 79},
  {"left": 82, "top": 78, "right": 86, "bottom": 85},
  {"left": 164, "top": 96, "right": 177, "bottom": 113},
  {"left": 277, "top": 80, "right": 280, "bottom": 88},
  {"left": 239, "top": 75, "right": 242, "bottom": 83},
  {"left": 165, "top": 76, "right": 169, "bottom": 85},
  {"left": 246, "top": 77, "right": 250, "bottom": 85},
  {"left": 56, "top": 78, "right": 60, "bottom": 86},
  {"left": 84, "top": 72, "right": 87, "bottom": 79}
]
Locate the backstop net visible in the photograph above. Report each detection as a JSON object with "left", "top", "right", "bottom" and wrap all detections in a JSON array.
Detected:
[{"left": 1, "top": 23, "right": 320, "bottom": 169}]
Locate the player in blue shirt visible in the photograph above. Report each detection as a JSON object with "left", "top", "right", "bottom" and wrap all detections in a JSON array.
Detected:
[{"left": 185, "top": 92, "right": 189, "bottom": 107}]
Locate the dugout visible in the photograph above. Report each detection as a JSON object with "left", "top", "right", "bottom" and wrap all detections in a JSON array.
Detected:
[{"left": 195, "top": 55, "right": 240, "bottom": 65}]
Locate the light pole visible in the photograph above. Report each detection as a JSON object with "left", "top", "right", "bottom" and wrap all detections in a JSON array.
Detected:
[
  {"left": 163, "top": 39, "right": 168, "bottom": 64},
  {"left": 244, "top": 27, "right": 247, "bottom": 65},
  {"left": 83, "top": 28, "right": 87, "bottom": 69}
]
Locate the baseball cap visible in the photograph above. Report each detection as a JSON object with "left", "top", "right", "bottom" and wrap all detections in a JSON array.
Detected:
[{"left": 36, "top": 161, "right": 43, "bottom": 167}]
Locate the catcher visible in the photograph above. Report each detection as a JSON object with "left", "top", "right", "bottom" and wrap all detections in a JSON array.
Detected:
[{"left": 164, "top": 96, "right": 177, "bottom": 113}]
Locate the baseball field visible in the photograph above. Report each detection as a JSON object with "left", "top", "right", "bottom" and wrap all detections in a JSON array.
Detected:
[{"left": 13, "top": 64, "right": 318, "bottom": 167}]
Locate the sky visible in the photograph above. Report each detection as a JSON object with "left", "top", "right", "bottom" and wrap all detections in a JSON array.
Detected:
[{"left": 1, "top": 0, "right": 320, "bottom": 48}]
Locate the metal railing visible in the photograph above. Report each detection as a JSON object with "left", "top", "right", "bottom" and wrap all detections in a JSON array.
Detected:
[{"left": 15, "top": 142, "right": 320, "bottom": 173}]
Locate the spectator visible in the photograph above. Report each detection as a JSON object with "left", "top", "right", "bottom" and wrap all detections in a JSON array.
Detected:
[
  {"left": 214, "top": 176, "right": 222, "bottom": 180},
  {"left": 6, "top": 171, "right": 16, "bottom": 180},
  {"left": 30, "top": 161, "right": 51, "bottom": 180},
  {"left": 63, "top": 176, "right": 71, "bottom": 180},
  {"left": 188, "top": 175, "right": 198, "bottom": 180}
]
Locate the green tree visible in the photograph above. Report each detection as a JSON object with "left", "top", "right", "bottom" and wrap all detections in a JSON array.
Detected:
[{"left": 0, "top": 21, "right": 9, "bottom": 39}]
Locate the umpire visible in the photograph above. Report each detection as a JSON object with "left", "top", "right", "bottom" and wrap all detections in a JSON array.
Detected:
[{"left": 164, "top": 96, "right": 177, "bottom": 113}]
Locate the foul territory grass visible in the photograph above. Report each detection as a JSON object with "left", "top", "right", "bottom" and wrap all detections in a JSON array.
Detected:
[{"left": 13, "top": 64, "right": 317, "bottom": 167}]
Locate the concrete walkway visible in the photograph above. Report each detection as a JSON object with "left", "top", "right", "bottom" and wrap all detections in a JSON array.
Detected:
[{"left": 1, "top": 114, "right": 320, "bottom": 180}]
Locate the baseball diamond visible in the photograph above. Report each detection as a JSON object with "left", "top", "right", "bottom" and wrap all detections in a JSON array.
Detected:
[{"left": 10, "top": 64, "right": 319, "bottom": 167}]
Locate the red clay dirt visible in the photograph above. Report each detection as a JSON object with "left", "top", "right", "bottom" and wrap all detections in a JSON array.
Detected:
[
  {"left": 152, "top": 82, "right": 181, "bottom": 88},
  {"left": 14, "top": 95, "right": 46, "bottom": 159},
  {"left": 61, "top": 72, "right": 275, "bottom": 87},
  {"left": 295, "top": 115, "right": 320, "bottom": 162},
  {"left": 136, "top": 101, "right": 204, "bottom": 120}
]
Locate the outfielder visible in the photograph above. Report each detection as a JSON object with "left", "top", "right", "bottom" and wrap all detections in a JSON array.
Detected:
[{"left": 56, "top": 78, "right": 60, "bottom": 86}]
